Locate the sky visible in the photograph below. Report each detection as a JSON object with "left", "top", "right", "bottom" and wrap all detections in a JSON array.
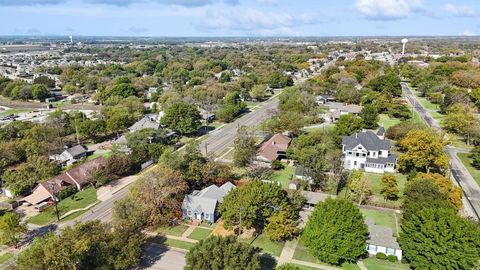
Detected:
[{"left": 1, "top": 0, "right": 480, "bottom": 37}]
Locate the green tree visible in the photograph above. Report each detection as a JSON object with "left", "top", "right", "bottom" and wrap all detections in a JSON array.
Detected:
[
  {"left": 360, "top": 104, "right": 379, "bottom": 129},
  {"left": 78, "top": 119, "right": 106, "bottom": 141},
  {"left": 302, "top": 198, "right": 368, "bottom": 265},
  {"left": 185, "top": 236, "right": 261, "bottom": 270},
  {"left": 33, "top": 76, "right": 55, "bottom": 88},
  {"left": 334, "top": 114, "right": 364, "bottom": 140},
  {"left": 0, "top": 212, "right": 27, "bottom": 248},
  {"left": 347, "top": 170, "right": 372, "bottom": 205},
  {"left": 161, "top": 102, "right": 201, "bottom": 135},
  {"left": 399, "top": 207, "right": 480, "bottom": 270},
  {"left": 442, "top": 103, "right": 480, "bottom": 145},
  {"left": 268, "top": 71, "right": 293, "bottom": 88},
  {"left": 380, "top": 174, "right": 399, "bottom": 200},
  {"left": 276, "top": 264, "right": 301, "bottom": 270},
  {"left": 105, "top": 107, "right": 136, "bottom": 135},
  {"left": 265, "top": 210, "right": 299, "bottom": 241},
  {"left": 367, "top": 73, "right": 402, "bottom": 97},
  {"left": 233, "top": 126, "right": 257, "bottom": 167},
  {"left": 219, "top": 181, "right": 295, "bottom": 231},
  {"left": 2, "top": 155, "right": 60, "bottom": 196},
  {"left": 31, "top": 84, "right": 50, "bottom": 101},
  {"left": 250, "top": 84, "right": 267, "bottom": 101}
]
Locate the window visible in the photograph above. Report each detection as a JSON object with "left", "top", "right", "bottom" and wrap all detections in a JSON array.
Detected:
[
  {"left": 379, "top": 150, "right": 382, "bottom": 156},
  {"left": 354, "top": 161, "right": 357, "bottom": 166},
  {"left": 348, "top": 151, "right": 352, "bottom": 155},
  {"left": 356, "top": 153, "right": 359, "bottom": 157},
  {"left": 386, "top": 248, "right": 395, "bottom": 255},
  {"left": 187, "top": 210, "right": 191, "bottom": 216},
  {"left": 368, "top": 244, "right": 377, "bottom": 252},
  {"left": 372, "top": 152, "right": 376, "bottom": 157},
  {"left": 205, "top": 213, "right": 209, "bottom": 219},
  {"left": 362, "top": 153, "right": 366, "bottom": 157}
]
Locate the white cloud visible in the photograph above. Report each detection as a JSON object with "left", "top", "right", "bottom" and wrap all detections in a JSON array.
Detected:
[
  {"left": 199, "top": 8, "right": 325, "bottom": 35},
  {"left": 460, "top": 30, "right": 477, "bottom": 36},
  {"left": 444, "top": 3, "right": 477, "bottom": 17},
  {"left": 355, "top": 0, "right": 422, "bottom": 20}
]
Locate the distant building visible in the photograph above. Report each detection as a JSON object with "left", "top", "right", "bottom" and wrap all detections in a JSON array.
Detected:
[
  {"left": 182, "top": 182, "right": 236, "bottom": 223},
  {"left": 366, "top": 218, "right": 403, "bottom": 260},
  {"left": 49, "top": 145, "right": 87, "bottom": 166},
  {"left": 256, "top": 134, "right": 291, "bottom": 163},
  {"left": 316, "top": 94, "right": 336, "bottom": 105},
  {"left": 341, "top": 130, "right": 396, "bottom": 173},
  {"left": 128, "top": 114, "right": 161, "bottom": 133},
  {"left": 329, "top": 103, "right": 363, "bottom": 122}
]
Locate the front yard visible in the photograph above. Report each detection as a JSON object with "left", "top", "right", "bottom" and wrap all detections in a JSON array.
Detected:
[
  {"left": 187, "top": 227, "right": 212, "bottom": 241},
  {"left": 457, "top": 153, "right": 480, "bottom": 186},
  {"left": 157, "top": 224, "right": 189, "bottom": 237},
  {"left": 293, "top": 240, "right": 360, "bottom": 270},
  {"left": 363, "top": 258, "right": 410, "bottom": 270},
  {"left": 241, "top": 233, "right": 285, "bottom": 257},
  {"left": 27, "top": 187, "right": 98, "bottom": 225},
  {"left": 366, "top": 172, "right": 407, "bottom": 208}
]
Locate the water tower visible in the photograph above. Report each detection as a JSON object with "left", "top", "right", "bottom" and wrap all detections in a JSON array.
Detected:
[
  {"left": 401, "top": 38, "right": 408, "bottom": 55},
  {"left": 69, "top": 35, "right": 73, "bottom": 44}
]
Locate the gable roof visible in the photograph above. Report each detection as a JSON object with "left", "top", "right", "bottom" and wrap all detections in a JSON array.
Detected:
[
  {"left": 128, "top": 115, "right": 160, "bottom": 132},
  {"left": 366, "top": 218, "right": 401, "bottom": 249},
  {"left": 340, "top": 104, "right": 362, "bottom": 114},
  {"left": 65, "top": 145, "right": 87, "bottom": 157},
  {"left": 377, "top": 126, "right": 385, "bottom": 136},
  {"left": 257, "top": 134, "right": 291, "bottom": 162},
  {"left": 65, "top": 157, "right": 106, "bottom": 187},
  {"left": 342, "top": 131, "right": 391, "bottom": 151},
  {"left": 182, "top": 182, "right": 236, "bottom": 214}
]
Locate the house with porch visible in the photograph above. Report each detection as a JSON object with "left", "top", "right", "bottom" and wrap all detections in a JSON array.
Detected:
[
  {"left": 366, "top": 218, "right": 403, "bottom": 260},
  {"left": 341, "top": 130, "right": 396, "bottom": 173},
  {"left": 181, "top": 182, "right": 235, "bottom": 223}
]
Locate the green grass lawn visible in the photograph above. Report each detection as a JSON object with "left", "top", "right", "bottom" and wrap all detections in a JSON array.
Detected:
[
  {"left": 199, "top": 222, "right": 217, "bottom": 229},
  {"left": 360, "top": 209, "right": 399, "bottom": 237},
  {"left": 87, "top": 151, "right": 112, "bottom": 161},
  {"left": 410, "top": 89, "right": 444, "bottom": 122},
  {"left": 0, "top": 109, "right": 32, "bottom": 117},
  {"left": 241, "top": 233, "right": 285, "bottom": 257},
  {"left": 363, "top": 258, "right": 410, "bottom": 270},
  {"left": 0, "top": 253, "right": 13, "bottom": 265},
  {"left": 164, "top": 238, "right": 196, "bottom": 250},
  {"left": 27, "top": 187, "right": 97, "bottom": 225},
  {"left": 271, "top": 165, "right": 294, "bottom": 188},
  {"left": 378, "top": 115, "right": 401, "bottom": 130},
  {"left": 157, "top": 224, "right": 190, "bottom": 237},
  {"left": 365, "top": 172, "right": 407, "bottom": 208},
  {"left": 293, "top": 240, "right": 360, "bottom": 270},
  {"left": 187, "top": 227, "right": 212, "bottom": 241},
  {"left": 457, "top": 153, "right": 480, "bottom": 186}
]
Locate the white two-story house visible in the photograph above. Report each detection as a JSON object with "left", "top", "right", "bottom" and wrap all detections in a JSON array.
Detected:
[{"left": 341, "top": 129, "right": 396, "bottom": 173}]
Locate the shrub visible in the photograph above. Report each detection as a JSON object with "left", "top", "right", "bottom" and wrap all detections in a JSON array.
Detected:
[
  {"left": 375, "top": 252, "right": 387, "bottom": 260},
  {"left": 387, "top": 255, "right": 398, "bottom": 262},
  {"left": 271, "top": 160, "right": 284, "bottom": 170},
  {"left": 57, "top": 186, "right": 77, "bottom": 200}
]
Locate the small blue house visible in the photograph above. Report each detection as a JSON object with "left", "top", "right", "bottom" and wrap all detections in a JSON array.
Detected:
[{"left": 181, "top": 182, "right": 235, "bottom": 223}]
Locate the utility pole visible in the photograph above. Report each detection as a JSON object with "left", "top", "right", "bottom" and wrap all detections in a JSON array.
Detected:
[
  {"left": 75, "top": 118, "right": 80, "bottom": 145},
  {"left": 48, "top": 183, "right": 60, "bottom": 221}
]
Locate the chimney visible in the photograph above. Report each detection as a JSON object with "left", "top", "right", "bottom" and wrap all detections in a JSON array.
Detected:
[{"left": 355, "top": 133, "right": 358, "bottom": 139}]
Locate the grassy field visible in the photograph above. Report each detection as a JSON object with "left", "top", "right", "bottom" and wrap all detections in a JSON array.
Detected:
[
  {"left": 0, "top": 253, "right": 13, "bottom": 265},
  {"left": 164, "top": 238, "right": 196, "bottom": 250},
  {"left": 378, "top": 115, "right": 401, "bottom": 130},
  {"left": 360, "top": 209, "right": 399, "bottom": 237},
  {"left": 157, "top": 224, "right": 189, "bottom": 237},
  {"left": 271, "top": 165, "right": 295, "bottom": 188},
  {"left": 0, "top": 108, "right": 32, "bottom": 117},
  {"left": 242, "top": 233, "right": 285, "bottom": 257},
  {"left": 457, "top": 153, "right": 480, "bottom": 186},
  {"left": 365, "top": 172, "right": 407, "bottom": 208},
  {"left": 363, "top": 258, "right": 410, "bottom": 270},
  {"left": 27, "top": 187, "right": 97, "bottom": 225},
  {"left": 86, "top": 151, "right": 112, "bottom": 161},
  {"left": 410, "top": 88, "right": 445, "bottom": 122},
  {"left": 188, "top": 227, "right": 212, "bottom": 241}
]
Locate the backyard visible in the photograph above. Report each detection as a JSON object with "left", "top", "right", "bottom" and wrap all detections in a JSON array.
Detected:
[
  {"left": 27, "top": 187, "right": 98, "bottom": 225},
  {"left": 378, "top": 114, "right": 401, "bottom": 130},
  {"left": 360, "top": 208, "right": 399, "bottom": 237},
  {"left": 293, "top": 239, "right": 360, "bottom": 270},
  {"left": 271, "top": 165, "right": 295, "bottom": 188},
  {"left": 366, "top": 172, "right": 407, "bottom": 208}
]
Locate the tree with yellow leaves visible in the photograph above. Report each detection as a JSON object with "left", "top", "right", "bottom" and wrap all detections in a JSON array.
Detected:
[
  {"left": 414, "top": 172, "right": 463, "bottom": 210},
  {"left": 398, "top": 129, "right": 449, "bottom": 174}
]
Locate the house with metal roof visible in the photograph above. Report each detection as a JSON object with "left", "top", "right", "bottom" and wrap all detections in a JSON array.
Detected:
[
  {"left": 49, "top": 144, "right": 87, "bottom": 166},
  {"left": 341, "top": 130, "right": 396, "bottom": 173},
  {"left": 181, "top": 182, "right": 236, "bottom": 223}
]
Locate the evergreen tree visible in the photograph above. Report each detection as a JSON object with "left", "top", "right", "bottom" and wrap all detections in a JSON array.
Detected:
[{"left": 380, "top": 174, "right": 399, "bottom": 200}]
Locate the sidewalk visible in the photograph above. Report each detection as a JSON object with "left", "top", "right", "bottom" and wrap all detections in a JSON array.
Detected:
[{"left": 96, "top": 175, "right": 138, "bottom": 202}]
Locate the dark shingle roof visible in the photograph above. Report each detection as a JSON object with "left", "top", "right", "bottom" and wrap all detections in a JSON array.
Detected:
[
  {"left": 65, "top": 145, "right": 87, "bottom": 157},
  {"left": 366, "top": 155, "right": 397, "bottom": 165},
  {"left": 342, "top": 131, "right": 391, "bottom": 151},
  {"left": 365, "top": 218, "right": 401, "bottom": 249},
  {"left": 377, "top": 126, "right": 385, "bottom": 136}
]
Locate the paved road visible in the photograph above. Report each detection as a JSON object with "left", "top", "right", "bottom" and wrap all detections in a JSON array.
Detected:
[
  {"left": 402, "top": 82, "right": 480, "bottom": 220},
  {"left": 141, "top": 243, "right": 187, "bottom": 270},
  {"left": 199, "top": 96, "right": 279, "bottom": 156}
]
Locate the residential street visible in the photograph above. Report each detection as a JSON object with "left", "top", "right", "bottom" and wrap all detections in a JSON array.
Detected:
[{"left": 401, "top": 82, "right": 480, "bottom": 220}]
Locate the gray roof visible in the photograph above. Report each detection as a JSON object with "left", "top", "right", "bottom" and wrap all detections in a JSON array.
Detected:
[
  {"left": 182, "top": 182, "right": 236, "bottom": 214},
  {"left": 366, "top": 155, "right": 397, "bottom": 165},
  {"left": 128, "top": 116, "right": 160, "bottom": 132},
  {"left": 342, "top": 131, "right": 391, "bottom": 151},
  {"left": 301, "top": 191, "right": 336, "bottom": 205},
  {"left": 365, "top": 218, "right": 401, "bottom": 249},
  {"left": 377, "top": 126, "right": 385, "bottom": 136},
  {"left": 65, "top": 145, "right": 87, "bottom": 157}
]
